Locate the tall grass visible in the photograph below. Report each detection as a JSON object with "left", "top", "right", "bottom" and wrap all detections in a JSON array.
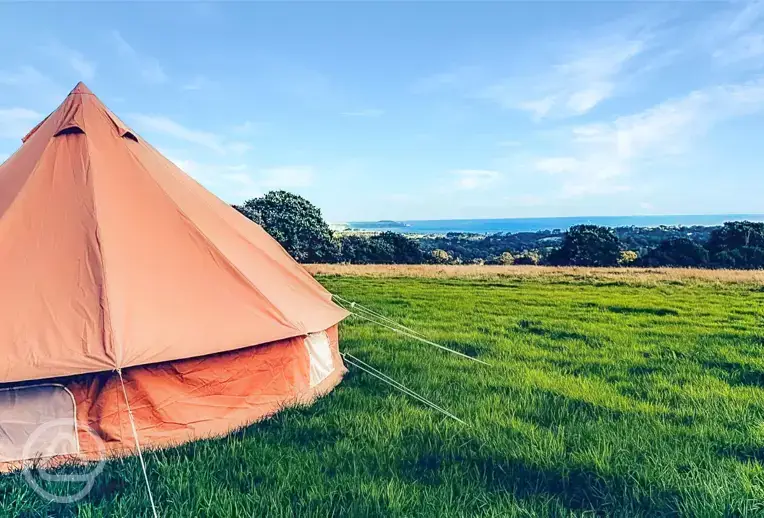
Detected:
[{"left": 2, "top": 271, "right": 763, "bottom": 516}]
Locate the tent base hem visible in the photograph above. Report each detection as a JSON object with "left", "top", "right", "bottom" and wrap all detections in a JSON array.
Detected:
[{"left": 0, "top": 324, "right": 345, "bottom": 472}]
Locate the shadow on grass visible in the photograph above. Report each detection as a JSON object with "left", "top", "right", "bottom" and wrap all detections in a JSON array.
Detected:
[
  {"left": 398, "top": 451, "right": 681, "bottom": 515},
  {"left": 701, "top": 360, "right": 764, "bottom": 388},
  {"left": 580, "top": 302, "right": 679, "bottom": 317},
  {"left": 516, "top": 320, "right": 606, "bottom": 348}
]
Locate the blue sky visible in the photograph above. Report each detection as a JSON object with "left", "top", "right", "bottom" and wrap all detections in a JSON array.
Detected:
[{"left": 1, "top": 1, "right": 763, "bottom": 223}]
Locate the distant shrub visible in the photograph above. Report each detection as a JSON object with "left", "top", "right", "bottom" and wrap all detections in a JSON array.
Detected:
[
  {"left": 514, "top": 251, "right": 540, "bottom": 265},
  {"left": 470, "top": 258, "right": 485, "bottom": 265},
  {"left": 619, "top": 250, "right": 638, "bottom": 266},
  {"left": 497, "top": 251, "right": 514, "bottom": 265},
  {"left": 430, "top": 249, "right": 451, "bottom": 264}
]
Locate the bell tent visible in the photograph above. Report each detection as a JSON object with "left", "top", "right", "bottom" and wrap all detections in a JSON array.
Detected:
[{"left": 0, "top": 83, "right": 349, "bottom": 468}]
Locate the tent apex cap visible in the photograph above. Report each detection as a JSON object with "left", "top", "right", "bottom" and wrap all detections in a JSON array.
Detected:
[{"left": 69, "top": 82, "right": 94, "bottom": 96}]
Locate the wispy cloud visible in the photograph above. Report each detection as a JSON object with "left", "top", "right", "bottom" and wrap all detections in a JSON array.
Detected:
[
  {"left": 0, "top": 108, "right": 43, "bottom": 140},
  {"left": 41, "top": 42, "right": 96, "bottom": 80},
  {"left": 452, "top": 169, "right": 501, "bottom": 190},
  {"left": 182, "top": 75, "right": 214, "bottom": 91},
  {"left": 231, "top": 121, "right": 261, "bottom": 135},
  {"left": 506, "top": 194, "right": 545, "bottom": 207},
  {"left": 226, "top": 142, "right": 253, "bottom": 155},
  {"left": 261, "top": 166, "right": 314, "bottom": 189},
  {"left": 0, "top": 66, "right": 47, "bottom": 87},
  {"left": 710, "top": 0, "right": 764, "bottom": 67},
  {"left": 411, "top": 66, "right": 481, "bottom": 94},
  {"left": 129, "top": 114, "right": 252, "bottom": 156},
  {"left": 498, "top": 139, "right": 522, "bottom": 148},
  {"left": 342, "top": 108, "right": 384, "bottom": 118},
  {"left": 532, "top": 76, "right": 764, "bottom": 198},
  {"left": 113, "top": 31, "right": 167, "bottom": 84},
  {"left": 167, "top": 156, "right": 314, "bottom": 202},
  {"left": 481, "top": 38, "right": 646, "bottom": 119}
]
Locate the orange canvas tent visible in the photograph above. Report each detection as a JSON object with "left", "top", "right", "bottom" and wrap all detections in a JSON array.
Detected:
[{"left": 0, "top": 83, "right": 348, "bottom": 468}]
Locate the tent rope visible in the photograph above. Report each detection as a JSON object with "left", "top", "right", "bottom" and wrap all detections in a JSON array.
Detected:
[
  {"left": 333, "top": 298, "right": 490, "bottom": 366},
  {"left": 332, "top": 294, "right": 425, "bottom": 337},
  {"left": 341, "top": 352, "right": 466, "bottom": 424},
  {"left": 117, "top": 369, "right": 160, "bottom": 518}
]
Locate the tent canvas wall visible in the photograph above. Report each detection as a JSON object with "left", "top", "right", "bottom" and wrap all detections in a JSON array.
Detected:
[{"left": 0, "top": 83, "right": 348, "bottom": 469}]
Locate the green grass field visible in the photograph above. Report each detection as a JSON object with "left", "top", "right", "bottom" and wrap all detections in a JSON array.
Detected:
[{"left": 3, "top": 272, "right": 764, "bottom": 517}]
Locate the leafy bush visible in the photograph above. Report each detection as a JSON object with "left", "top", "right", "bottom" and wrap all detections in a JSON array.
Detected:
[
  {"left": 497, "top": 252, "right": 514, "bottom": 265},
  {"left": 514, "top": 251, "right": 541, "bottom": 265},
  {"left": 430, "top": 249, "right": 452, "bottom": 264}
]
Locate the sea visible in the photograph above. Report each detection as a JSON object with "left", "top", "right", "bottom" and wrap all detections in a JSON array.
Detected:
[{"left": 345, "top": 214, "right": 764, "bottom": 235}]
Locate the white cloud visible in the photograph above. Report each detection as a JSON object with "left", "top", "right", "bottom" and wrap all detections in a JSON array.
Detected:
[
  {"left": 385, "top": 193, "right": 416, "bottom": 203},
  {"left": 714, "top": 33, "right": 764, "bottom": 66},
  {"left": 342, "top": 108, "right": 384, "bottom": 117},
  {"left": 534, "top": 157, "right": 582, "bottom": 174},
  {"left": 113, "top": 31, "right": 167, "bottom": 84},
  {"left": 132, "top": 114, "right": 255, "bottom": 160},
  {"left": 42, "top": 43, "right": 96, "bottom": 80},
  {"left": 0, "top": 108, "right": 43, "bottom": 139},
  {"left": 261, "top": 166, "right": 314, "bottom": 189},
  {"left": 0, "top": 66, "right": 47, "bottom": 87},
  {"left": 532, "top": 76, "right": 764, "bottom": 198},
  {"left": 561, "top": 182, "right": 632, "bottom": 199},
  {"left": 226, "top": 141, "right": 253, "bottom": 155},
  {"left": 498, "top": 140, "right": 521, "bottom": 148},
  {"left": 168, "top": 155, "right": 315, "bottom": 200},
  {"left": 708, "top": 0, "right": 764, "bottom": 67},
  {"left": 129, "top": 114, "right": 229, "bottom": 154},
  {"left": 452, "top": 169, "right": 501, "bottom": 190},
  {"left": 516, "top": 96, "right": 556, "bottom": 118},
  {"left": 221, "top": 171, "right": 262, "bottom": 199},
  {"left": 481, "top": 38, "right": 646, "bottom": 119},
  {"left": 506, "top": 194, "right": 545, "bottom": 207},
  {"left": 411, "top": 66, "right": 481, "bottom": 94},
  {"left": 182, "top": 75, "right": 214, "bottom": 91},
  {"left": 232, "top": 121, "right": 260, "bottom": 135}
]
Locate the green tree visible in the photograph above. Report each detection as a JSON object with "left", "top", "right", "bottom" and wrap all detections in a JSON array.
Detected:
[
  {"left": 706, "top": 221, "right": 764, "bottom": 269},
  {"left": 234, "top": 191, "right": 338, "bottom": 263},
  {"left": 548, "top": 225, "right": 622, "bottom": 266},
  {"left": 339, "top": 235, "right": 375, "bottom": 264},
  {"left": 707, "top": 221, "right": 764, "bottom": 254},
  {"left": 369, "top": 232, "right": 424, "bottom": 264},
  {"left": 639, "top": 238, "right": 709, "bottom": 267}
]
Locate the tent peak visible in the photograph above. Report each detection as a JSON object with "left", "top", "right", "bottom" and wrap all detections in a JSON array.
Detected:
[{"left": 69, "top": 82, "right": 94, "bottom": 96}]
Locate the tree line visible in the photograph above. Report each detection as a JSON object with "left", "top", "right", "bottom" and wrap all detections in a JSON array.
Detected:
[{"left": 234, "top": 191, "right": 764, "bottom": 269}]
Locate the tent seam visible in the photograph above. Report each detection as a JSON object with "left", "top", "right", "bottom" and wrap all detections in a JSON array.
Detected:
[{"left": 82, "top": 132, "right": 119, "bottom": 369}]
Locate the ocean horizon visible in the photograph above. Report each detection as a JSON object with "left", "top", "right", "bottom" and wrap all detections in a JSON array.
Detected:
[{"left": 344, "top": 214, "right": 764, "bottom": 235}]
